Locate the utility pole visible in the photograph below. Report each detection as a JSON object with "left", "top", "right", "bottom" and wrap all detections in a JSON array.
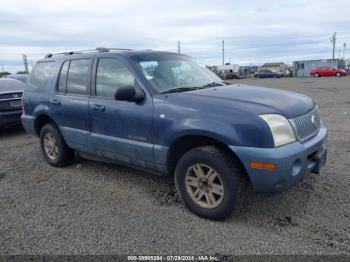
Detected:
[
  {"left": 222, "top": 40, "right": 225, "bottom": 65},
  {"left": 330, "top": 32, "right": 336, "bottom": 60},
  {"left": 1, "top": 64, "right": 4, "bottom": 72},
  {"left": 22, "top": 54, "right": 29, "bottom": 74},
  {"left": 177, "top": 41, "right": 181, "bottom": 54},
  {"left": 343, "top": 43, "right": 347, "bottom": 59}
]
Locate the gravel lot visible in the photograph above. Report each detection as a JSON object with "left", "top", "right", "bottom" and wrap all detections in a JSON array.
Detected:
[{"left": 0, "top": 77, "right": 349, "bottom": 256}]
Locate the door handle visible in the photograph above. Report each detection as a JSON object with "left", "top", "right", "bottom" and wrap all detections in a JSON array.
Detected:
[
  {"left": 50, "top": 99, "right": 60, "bottom": 105},
  {"left": 91, "top": 104, "right": 106, "bottom": 111}
]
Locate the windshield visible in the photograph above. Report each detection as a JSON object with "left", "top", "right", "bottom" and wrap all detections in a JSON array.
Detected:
[{"left": 132, "top": 54, "right": 224, "bottom": 93}]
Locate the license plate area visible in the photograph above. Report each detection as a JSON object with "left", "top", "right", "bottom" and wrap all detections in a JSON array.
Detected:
[{"left": 9, "top": 100, "right": 21, "bottom": 108}]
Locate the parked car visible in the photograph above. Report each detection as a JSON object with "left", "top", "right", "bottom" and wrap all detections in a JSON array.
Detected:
[
  {"left": 254, "top": 69, "right": 282, "bottom": 78},
  {"left": 22, "top": 48, "right": 327, "bottom": 220},
  {"left": 0, "top": 79, "right": 24, "bottom": 127},
  {"left": 310, "top": 67, "right": 348, "bottom": 77}
]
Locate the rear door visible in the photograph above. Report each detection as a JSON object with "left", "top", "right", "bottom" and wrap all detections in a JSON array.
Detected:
[
  {"left": 52, "top": 58, "right": 93, "bottom": 153},
  {"left": 88, "top": 56, "right": 155, "bottom": 170}
]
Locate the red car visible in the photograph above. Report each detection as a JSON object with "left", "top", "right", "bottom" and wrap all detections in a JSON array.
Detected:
[{"left": 310, "top": 67, "right": 348, "bottom": 77}]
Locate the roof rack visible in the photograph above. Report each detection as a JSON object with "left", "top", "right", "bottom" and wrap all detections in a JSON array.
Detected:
[{"left": 44, "top": 47, "right": 134, "bottom": 58}]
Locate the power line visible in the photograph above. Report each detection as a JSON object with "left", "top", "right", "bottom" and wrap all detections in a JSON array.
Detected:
[
  {"left": 343, "top": 43, "right": 347, "bottom": 59},
  {"left": 22, "top": 54, "right": 29, "bottom": 74},
  {"left": 330, "top": 32, "right": 336, "bottom": 59},
  {"left": 222, "top": 40, "right": 225, "bottom": 65}
]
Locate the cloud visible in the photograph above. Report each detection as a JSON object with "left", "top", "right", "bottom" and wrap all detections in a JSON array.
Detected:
[{"left": 0, "top": 0, "right": 349, "bottom": 73}]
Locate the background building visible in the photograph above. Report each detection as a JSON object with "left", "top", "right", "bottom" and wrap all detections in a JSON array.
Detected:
[{"left": 293, "top": 59, "right": 345, "bottom": 77}]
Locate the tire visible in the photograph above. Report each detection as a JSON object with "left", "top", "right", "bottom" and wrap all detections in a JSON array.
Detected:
[
  {"left": 40, "top": 123, "right": 74, "bottom": 167},
  {"left": 174, "top": 146, "right": 248, "bottom": 220},
  {"left": 314, "top": 73, "right": 320, "bottom": 77},
  {"left": 336, "top": 72, "right": 341, "bottom": 77}
]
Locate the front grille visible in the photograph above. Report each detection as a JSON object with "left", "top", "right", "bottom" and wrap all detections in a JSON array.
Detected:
[
  {"left": 0, "top": 92, "right": 22, "bottom": 100},
  {"left": 290, "top": 107, "right": 321, "bottom": 141},
  {"left": 0, "top": 99, "right": 22, "bottom": 112}
]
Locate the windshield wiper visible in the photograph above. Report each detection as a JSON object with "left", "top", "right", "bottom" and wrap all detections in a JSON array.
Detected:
[
  {"left": 201, "top": 81, "right": 228, "bottom": 88},
  {"left": 160, "top": 81, "right": 228, "bottom": 94},
  {"left": 160, "top": 86, "right": 200, "bottom": 94}
]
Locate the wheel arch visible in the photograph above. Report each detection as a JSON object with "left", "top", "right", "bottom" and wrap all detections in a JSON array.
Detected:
[
  {"left": 34, "top": 114, "right": 57, "bottom": 137},
  {"left": 166, "top": 134, "right": 248, "bottom": 180}
]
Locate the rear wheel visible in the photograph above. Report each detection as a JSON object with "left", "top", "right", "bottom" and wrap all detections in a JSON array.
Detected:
[
  {"left": 174, "top": 146, "right": 248, "bottom": 220},
  {"left": 40, "top": 123, "right": 74, "bottom": 167},
  {"left": 336, "top": 72, "right": 341, "bottom": 77}
]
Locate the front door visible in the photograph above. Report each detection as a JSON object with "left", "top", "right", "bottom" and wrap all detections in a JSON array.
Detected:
[{"left": 88, "top": 57, "right": 155, "bottom": 171}]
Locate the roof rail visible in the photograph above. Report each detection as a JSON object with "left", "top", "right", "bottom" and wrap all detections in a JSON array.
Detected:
[{"left": 44, "top": 47, "right": 134, "bottom": 58}]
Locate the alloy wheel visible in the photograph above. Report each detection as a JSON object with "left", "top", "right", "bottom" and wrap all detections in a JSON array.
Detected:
[
  {"left": 185, "top": 164, "right": 224, "bottom": 209},
  {"left": 44, "top": 132, "right": 59, "bottom": 160}
]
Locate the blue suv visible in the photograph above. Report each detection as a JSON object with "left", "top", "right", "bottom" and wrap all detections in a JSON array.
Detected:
[{"left": 22, "top": 48, "right": 327, "bottom": 220}]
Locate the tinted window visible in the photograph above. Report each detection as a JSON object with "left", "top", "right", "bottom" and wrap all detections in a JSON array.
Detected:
[
  {"left": 57, "top": 61, "right": 69, "bottom": 93},
  {"left": 27, "top": 62, "right": 55, "bottom": 92},
  {"left": 66, "top": 59, "right": 90, "bottom": 95},
  {"left": 96, "top": 58, "right": 135, "bottom": 98}
]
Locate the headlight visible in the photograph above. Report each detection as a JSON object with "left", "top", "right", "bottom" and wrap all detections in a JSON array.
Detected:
[{"left": 259, "top": 114, "right": 296, "bottom": 147}]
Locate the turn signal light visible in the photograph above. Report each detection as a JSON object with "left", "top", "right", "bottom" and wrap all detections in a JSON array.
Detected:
[{"left": 250, "top": 162, "right": 277, "bottom": 170}]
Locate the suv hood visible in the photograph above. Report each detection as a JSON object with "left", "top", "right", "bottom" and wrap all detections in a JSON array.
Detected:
[
  {"left": 0, "top": 79, "right": 24, "bottom": 93},
  {"left": 185, "top": 84, "right": 314, "bottom": 118}
]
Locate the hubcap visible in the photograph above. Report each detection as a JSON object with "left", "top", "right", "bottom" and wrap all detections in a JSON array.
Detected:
[
  {"left": 44, "top": 132, "right": 59, "bottom": 160},
  {"left": 185, "top": 164, "right": 224, "bottom": 209}
]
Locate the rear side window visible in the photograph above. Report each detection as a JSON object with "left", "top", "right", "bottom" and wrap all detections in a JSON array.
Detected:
[
  {"left": 57, "top": 61, "right": 69, "bottom": 93},
  {"left": 66, "top": 59, "right": 91, "bottom": 95},
  {"left": 27, "top": 62, "right": 55, "bottom": 92}
]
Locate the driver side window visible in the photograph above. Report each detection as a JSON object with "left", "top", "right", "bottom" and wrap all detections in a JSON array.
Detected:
[{"left": 96, "top": 58, "right": 135, "bottom": 98}]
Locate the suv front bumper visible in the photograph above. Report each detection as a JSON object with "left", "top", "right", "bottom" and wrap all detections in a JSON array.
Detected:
[
  {"left": 229, "top": 124, "right": 327, "bottom": 192},
  {"left": 0, "top": 110, "right": 22, "bottom": 126}
]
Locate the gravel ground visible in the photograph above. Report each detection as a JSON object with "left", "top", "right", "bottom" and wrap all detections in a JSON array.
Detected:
[{"left": 0, "top": 77, "right": 349, "bottom": 256}]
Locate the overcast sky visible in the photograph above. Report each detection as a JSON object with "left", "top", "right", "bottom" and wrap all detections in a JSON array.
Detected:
[{"left": 1, "top": 0, "right": 349, "bottom": 73}]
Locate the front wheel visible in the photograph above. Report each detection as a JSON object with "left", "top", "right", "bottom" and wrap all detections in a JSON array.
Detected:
[
  {"left": 336, "top": 72, "right": 341, "bottom": 77},
  {"left": 314, "top": 73, "right": 320, "bottom": 77},
  {"left": 40, "top": 123, "right": 74, "bottom": 167},
  {"left": 174, "top": 146, "right": 248, "bottom": 220}
]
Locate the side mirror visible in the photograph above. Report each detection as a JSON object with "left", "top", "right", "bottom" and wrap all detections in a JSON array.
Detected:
[{"left": 114, "top": 84, "right": 145, "bottom": 103}]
